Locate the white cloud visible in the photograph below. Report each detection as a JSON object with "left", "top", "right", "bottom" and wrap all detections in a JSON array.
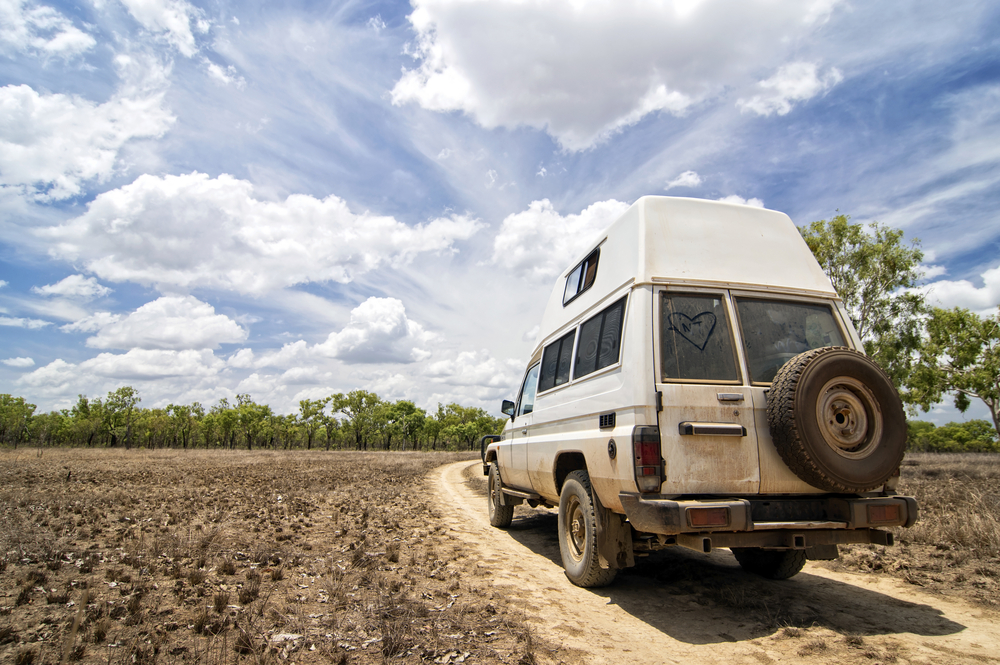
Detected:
[
  {"left": 0, "top": 315, "right": 49, "bottom": 328},
  {"left": 490, "top": 198, "right": 630, "bottom": 282},
  {"left": 60, "top": 311, "right": 120, "bottom": 333},
  {"left": 716, "top": 194, "right": 764, "bottom": 208},
  {"left": 737, "top": 61, "right": 843, "bottom": 116},
  {"left": 367, "top": 14, "right": 386, "bottom": 34},
  {"left": 2, "top": 357, "right": 35, "bottom": 367},
  {"left": 921, "top": 263, "right": 1000, "bottom": 314},
  {"left": 424, "top": 349, "right": 520, "bottom": 390},
  {"left": 20, "top": 349, "right": 224, "bottom": 389},
  {"left": 253, "top": 340, "right": 311, "bottom": 369},
  {"left": 317, "top": 297, "right": 432, "bottom": 364},
  {"left": 0, "top": 280, "right": 7, "bottom": 288},
  {"left": 118, "top": 0, "right": 208, "bottom": 57},
  {"left": 0, "top": 0, "right": 95, "bottom": 58},
  {"left": 32, "top": 274, "right": 112, "bottom": 300},
  {"left": 921, "top": 264, "right": 947, "bottom": 280},
  {"left": 69, "top": 296, "right": 247, "bottom": 350},
  {"left": 392, "top": 0, "right": 840, "bottom": 150},
  {"left": 43, "top": 172, "right": 482, "bottom": 295},
  {"left": 204, "top": 60, "right": 246, "bottom": 90},
  {"left": 0, "top": 77, "right": 174, "bottom": 200},
  {"left": 665, "top": 170, "right": 702, "bottom": 190},
  {"left": 227, "top": 348, "right": 254, "bottom": 368}
]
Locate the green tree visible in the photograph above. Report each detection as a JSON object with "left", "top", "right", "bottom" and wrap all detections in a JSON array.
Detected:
[
  {"left": 106, "top": 386, "right": 141, "bottom": 449},
  {"left": 0, "top": 394, "right": 36, "bottom": 447},
  {"left": 297, "top": 399, "right": 325, "bottom": 450},
  {"left": 912, "top": 306, "right": 1000, "bottom": 440},
  {"left": 236, "top": 394, "right": 271, "bottom": 450},
  {"left": 328, "top": 390, "right": 382, "bottom": 450},
  {"left": 70, "top": 395, "right": 105, "bottom": 447},
  {"left": 799, "top": 214, "right": 926, "bottom": 396}
]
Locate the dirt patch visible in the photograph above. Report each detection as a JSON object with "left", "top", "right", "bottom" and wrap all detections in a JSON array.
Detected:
[
  {"left": 0, "top": 449, "right": 536, "bottom": 664},
  {"left": 444, "top": 460, "right": 1000, "bottom": 665}
]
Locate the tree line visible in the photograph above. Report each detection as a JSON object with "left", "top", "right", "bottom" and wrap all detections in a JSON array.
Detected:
[{"left": 0, "top": 388, "right": 507, "bottom": 452}]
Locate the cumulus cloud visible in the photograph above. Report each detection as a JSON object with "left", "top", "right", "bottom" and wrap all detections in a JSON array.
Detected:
[
  {"left": 0, "top": 315, "right": 49, "bottom": 328},
  {"left": 0, "top": 0, "right": 95, "bottom": 58},
  {"left": 921, "top": 263, "right": 1000, "bottom": 314},
  {"left": 43, "top": 172, "right": 482, "bottom": 294},
  {"left": 665, "top": 170, "right": 702, "bottom": 190},
  {"left": 317, "top": 297, "right": 433, "bottom": 364},
  {"left": 737, "top": 61, "right": 843, "bottom": 116},
  {"left": 490, "top": 199, "right": 630, "bottom": 281},
  {"left": 2, "top": 357, "right": 35, "bottom": 367},
  {"left": 20, "top": 349, "right": 224, "bottom": 390},
  {"left": 63, "top": 296, "right": 247, "bottom": 350},
  {"left": 118, "top": 0, "right": 209, "bottom": 57},
  {"left": 32, "top": 274, "right": 112, "bottom": 300},
  {"left": 0, "top": 75, "right": 174, "bottom": 200},
  {"left": 392, "top": 0, "right": 840, "bottom": 150},
  {"left": 424, "top": 349, "right": 521, "bottom": 390},
  {"left": 716, "top": 194, "right": 764, "bottom": 208}
]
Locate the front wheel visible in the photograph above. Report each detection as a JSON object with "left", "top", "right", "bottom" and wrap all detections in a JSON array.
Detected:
[
  {"left": 731, "top": 548, "right": 806, "bottom": 579},
  {"left": 487, "top": 462, "right": 513, "bottom": 528},
  {"left": 558, "top": 470, "right": 616, "bottom": 587}
]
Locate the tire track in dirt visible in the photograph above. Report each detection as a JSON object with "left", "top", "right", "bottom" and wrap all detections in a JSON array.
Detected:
[{"left": 433, "top": 461, "right": 1000, "bottom": 664}]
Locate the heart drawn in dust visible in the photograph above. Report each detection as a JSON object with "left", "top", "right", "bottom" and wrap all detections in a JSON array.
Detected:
[{"left": 668, "top": 312, "right": 717, "bottom": 351}]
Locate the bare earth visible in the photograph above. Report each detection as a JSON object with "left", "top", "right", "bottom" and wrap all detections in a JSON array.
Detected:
[{"left": 442, "top": 461, "right": 1000, "bottom": 665}]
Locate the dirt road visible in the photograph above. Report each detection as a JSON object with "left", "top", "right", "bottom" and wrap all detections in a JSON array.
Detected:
[{"left": 434, "top": 461, "right": 1000, "bottom": 665}]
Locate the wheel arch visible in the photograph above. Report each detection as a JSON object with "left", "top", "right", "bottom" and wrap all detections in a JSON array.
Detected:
[{"left": 554, "top": 451, "right": 588, "bottom": 495}]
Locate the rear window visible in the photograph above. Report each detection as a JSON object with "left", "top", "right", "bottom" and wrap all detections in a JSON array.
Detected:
[
  {"left": 735, "top": 298, "right": 845, "bottom": 383},
  {"left": 660, "top": 293, "right": 739, "bottom": 382}
]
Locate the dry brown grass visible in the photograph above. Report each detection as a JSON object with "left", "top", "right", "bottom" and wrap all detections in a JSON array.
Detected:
[
  {"left": 0, "top": 449, "right": 537, "bottom": 664},
  {"left": 833, "top": 452, "right": 1000, "bottom": 605}
]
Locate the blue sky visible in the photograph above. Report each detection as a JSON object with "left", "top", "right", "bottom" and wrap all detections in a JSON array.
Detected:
[{"left": 1, "top": 0, "right": 998, "bottom": 422}]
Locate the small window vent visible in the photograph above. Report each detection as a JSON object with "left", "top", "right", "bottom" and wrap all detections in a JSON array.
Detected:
[{"left": 599, "top": 412, "right": 616, "bottom": 429}]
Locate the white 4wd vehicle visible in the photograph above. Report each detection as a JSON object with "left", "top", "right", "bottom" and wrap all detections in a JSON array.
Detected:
[{"left": 483, "top": 196, "right": 917, "bottom": 587}]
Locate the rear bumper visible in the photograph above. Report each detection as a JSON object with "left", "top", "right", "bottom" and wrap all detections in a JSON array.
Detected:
[{"left": 619, "top": 492, "right": 917, "bottom": 551}]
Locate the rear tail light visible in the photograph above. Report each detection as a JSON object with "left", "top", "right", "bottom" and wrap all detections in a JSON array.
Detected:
[
  {"left": 633, "top": 426, "right": 662, "bottom": 493},
  {"left": 868, "top": 504, "right": 900, "bottom": 524}
]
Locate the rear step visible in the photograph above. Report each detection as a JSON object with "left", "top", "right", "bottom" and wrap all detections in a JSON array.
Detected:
[{"left": 502, "top": 487, "right": 541, "bottom": 501}]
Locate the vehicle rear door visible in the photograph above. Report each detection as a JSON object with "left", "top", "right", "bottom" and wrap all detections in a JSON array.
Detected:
[{"left": 653, "top": 289, "right": 760, "bottom": 495}]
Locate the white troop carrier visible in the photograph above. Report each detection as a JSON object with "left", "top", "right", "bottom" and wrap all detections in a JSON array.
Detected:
[{"left": 482, "top": 196, "right": 917, "bottom": 587}]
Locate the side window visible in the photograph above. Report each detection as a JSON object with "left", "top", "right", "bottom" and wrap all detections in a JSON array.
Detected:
[
  {"left": 660, "top": 293, "right": 739, "bottom": 382},
  {"left": 538, "top": 330, "right": 575, "bottom": 393},
  {"left": 562, "top": 248, "right": 600, "bottom": 305},
  {"left": 516, "top": 363, "right": 540, "bottom": 417},
  {"left": 574, "top": 297, "right": 626, "bottom": 379}
]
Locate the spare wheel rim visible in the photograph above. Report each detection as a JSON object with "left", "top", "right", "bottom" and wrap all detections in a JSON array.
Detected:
[{"left": 815, "top": 376, "right": 883, "bottom": 460}]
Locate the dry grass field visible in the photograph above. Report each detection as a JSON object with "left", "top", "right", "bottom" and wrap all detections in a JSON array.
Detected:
[
  {"left": 0, "top": 449, "right": 536, "bottom": 665},
  {"left": 1, "top": 449, "right": 997, "bottom": 665},
  {"left": 833, "top": 452, "right": 1000, "bottom": 607}
]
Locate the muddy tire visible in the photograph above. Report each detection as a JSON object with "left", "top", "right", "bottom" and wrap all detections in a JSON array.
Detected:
[
  {"left": 767, "top": 346, "right": 906, "bottom": 492},
  {"left": 488, "top": 462, "right": 513, "bottom": 528},
  {"left": 558, "top": 471, "right": 617, "bottom": 588},
  {"left": 731, "top": 548, "right": 807, "bottom": 579}
]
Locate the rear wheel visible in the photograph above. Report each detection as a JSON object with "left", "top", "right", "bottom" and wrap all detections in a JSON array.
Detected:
[
  {"left": 731, "top": 548, "right": 807, "bottom": 579},
  {"left": 487, "top": 462, "right": 513, "bottom": 528},
  {"left": 558, "top": 470, "right": 617, "bottom": 588}
]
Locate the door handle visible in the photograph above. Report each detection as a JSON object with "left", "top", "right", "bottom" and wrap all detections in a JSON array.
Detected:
[
  {"left": 521, "top": 429, "right": 528, "bottom": 435},
  {"left": 716, "top": 393, "right": 744, "bottom": 402}
]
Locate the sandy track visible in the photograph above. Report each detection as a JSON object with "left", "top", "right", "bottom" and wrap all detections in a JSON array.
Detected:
[{"left": 433, "top": 461, "right": 1000, "bottom": 664}]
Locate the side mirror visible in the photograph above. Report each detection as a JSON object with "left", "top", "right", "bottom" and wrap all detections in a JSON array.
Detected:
[{"left": 501, "top": 399, "right": 516, "bottom": 418}]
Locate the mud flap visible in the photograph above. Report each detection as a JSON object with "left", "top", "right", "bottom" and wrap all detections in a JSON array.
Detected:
[{"left": 593, "top": 491, "right": 635, "bottom": 570}]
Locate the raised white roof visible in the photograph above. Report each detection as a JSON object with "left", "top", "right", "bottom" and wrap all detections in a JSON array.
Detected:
[{"left": 534, "top": 196, "right": 837, "bottom": 352}]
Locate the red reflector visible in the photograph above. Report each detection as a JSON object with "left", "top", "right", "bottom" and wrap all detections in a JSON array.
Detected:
[
  {"left": 868, "top": 504, "right": 900, "bottom": 523},
  {"left": 688, "top": 507, "right": 729, "bottom": 528}
]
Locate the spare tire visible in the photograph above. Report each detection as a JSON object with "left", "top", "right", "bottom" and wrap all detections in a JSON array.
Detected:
[{"left": 767, "top": 346, "right": 906, "bottom": 493}]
